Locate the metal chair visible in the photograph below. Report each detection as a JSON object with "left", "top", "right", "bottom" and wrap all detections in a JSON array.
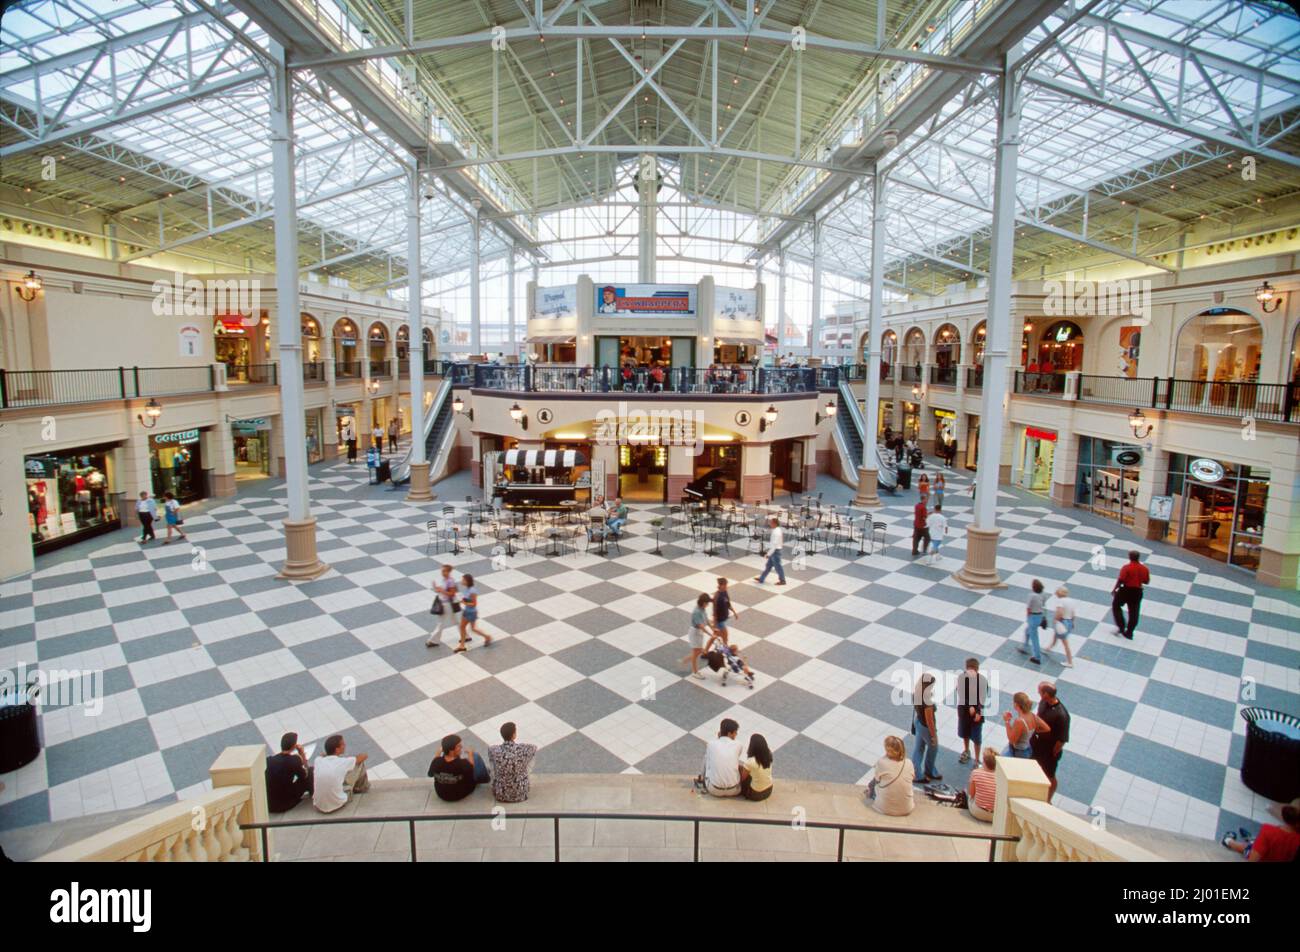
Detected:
[{"left": 871, "top": 521, "right": 888, "bottom": 554}]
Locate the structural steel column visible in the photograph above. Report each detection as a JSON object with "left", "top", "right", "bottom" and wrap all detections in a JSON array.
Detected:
[
  {"left": 638, "top": 154, "right": 658, "bottom": 283},
  {"left": 776, "top": 252, "right": 787, "bottom": 360},
  {"left": 956, "top": 49, "right": 1021, "bottom": 590},
  {"left": 269, "top": 42, "right": 326, "bottom": 579},
  {"left": 507, "top": 243, "right": 516, "bottom": 352},
  {"left": 469, "top": 205, "right": 481, "bottom": 356},
  {"left": 855, "top": 169, "right": 886, "bottom": 507},
  {"left": 406, "top": 163, "right": 434, "bottom": 502},
  {"left": 810, "top": 218, "right": 823, "bottom": 360}
]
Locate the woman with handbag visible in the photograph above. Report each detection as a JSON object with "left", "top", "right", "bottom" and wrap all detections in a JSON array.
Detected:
[
  {"left": 426, "top": 564, "right": 459, "bottom": 648},
  {"left": 1047, "top": 585, "right": 1076, "bottom": 668},
  {"left": 1019, "top": 578, "right": 1046, "bottom": 664},
  {"left": 866, "top": 736, "right": 915, "bottom": 816}
]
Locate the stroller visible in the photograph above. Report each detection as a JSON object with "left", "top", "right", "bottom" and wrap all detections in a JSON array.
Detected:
[{"left": 705, "top": 642, "right": 755, "bottom": 688}]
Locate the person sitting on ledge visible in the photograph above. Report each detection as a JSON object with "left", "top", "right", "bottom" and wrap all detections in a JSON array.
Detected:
[
  {"left": 866, "top": 735, "right": 915, "bottom": 816},
  {"left": 739, "top": 734, "right": 774, "bottom": 802},
  {"left": 312, "top": 734, "right": 369, "bottom": 814},
  {"left": 1222, "top": 798, "right": 1300, "bottom": 862},
  {"left": 695, "top": 718, "right": 744, "bottom": 797},
  {"left": 967, "top": 748, "right": 998, "bottom": 823},
  {"left": 265, "top": 731, "right": 313, "bottom": 813},
  {"left": 429, "top": 734, "right": 491, "bottom": 802},
  {"left": 488, "top": 721, "right": 538, "bottom": 804}
]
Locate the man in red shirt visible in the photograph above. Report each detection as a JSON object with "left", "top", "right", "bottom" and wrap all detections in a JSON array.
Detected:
[
  {"left": 1223, "top": 799, "right": 1300, "bottom": 862},
  {"left": 1111, "top": 550, "right": 1150, "bottom": 640},
  {"left": 911, "top": 499, "right": 930, "bottom": 559}
]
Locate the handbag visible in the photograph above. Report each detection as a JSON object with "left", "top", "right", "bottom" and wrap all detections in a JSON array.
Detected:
[
  {"left": 1040, "top": 615, "right": 1048, "bottom": 630},
  {"left": 431, "top": 599, "right": 444, "bottom": 616}
]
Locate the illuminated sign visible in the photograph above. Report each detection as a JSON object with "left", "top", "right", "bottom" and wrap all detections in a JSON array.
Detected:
[
  {"left": 151, "top": 429, "right": 200, "bottom": 446},
  {"left": 1189, "top": 458, "right": 1225, "bottom": 483}
]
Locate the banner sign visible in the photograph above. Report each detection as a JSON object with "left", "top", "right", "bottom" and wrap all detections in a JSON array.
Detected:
[
  {"left": 533, "top": 285, "right": 577, "bottom": 320},
  {"left": 596, "top": 283, "right": 696, "bottom": 316},
  {"left": 715, "top": 286, "right": 758, "bottom": 321}
]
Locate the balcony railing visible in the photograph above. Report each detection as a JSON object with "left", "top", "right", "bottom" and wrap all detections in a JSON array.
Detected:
[
  {"left": 335, "top": 359, "right": 362, "bottom": 378},
  {"left": 0, "top": 365, "right": 215, "bottom": 409},
  {"left": 1076, "top": 374, "right": 1159, "bottom": 407},
  {"left": 303, "top": 361, "right": 325, "bottom": 383},
  {"left": 465, "top": 363, "right": 820, "bottom": 395},
  {"left": 1018, "top": 372, "right": 1300, "bottom": 425},
  {"left": 1013, "top": 370, "right": 1067, "bottom": 395},
  {"left": 368, "top": 359, "right": 391, "bottom": 378},
  {"left": 966, "top": 366, "right": 983, "bottom": 390},
  {"left": 900, "top": 365, "right": 923, "bottom": 384},
  {"left": 929, "top": 365, "right": 957, "bottom": 387},
  {"left": 235, "top": 363, "right": 278, "bottom": 386}
]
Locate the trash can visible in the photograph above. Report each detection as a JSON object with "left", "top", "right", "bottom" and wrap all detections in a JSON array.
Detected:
[
  {"left": 376, "top": 460, "right": 391, "bottom": 483},
  {"left": 1240, "top": 708, "right": 1300, "bottom": 803},
  {"left": 0, "top": 681, "right": 42, "bottom": 773},
  {"left": 897, "top": 462, "right": 912, "bottom": 490}
]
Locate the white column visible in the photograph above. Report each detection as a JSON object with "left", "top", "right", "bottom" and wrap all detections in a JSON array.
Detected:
[
  {"left": 810, "top": 219, "right": 823, "bottom": 359},
  {"left": 406, "top": 164, "right": 435, "bottom": 502},
  {"left": 863, "top": 171, "right": 886, "bottom": 469},
  {"left": 470, "top": 206, "right": 481, "bottom": 355},
  {"left": 507, "top": 243, "right": 516, "bottom": 353},
  {"left": 638, "top": 153, "right": 658, "bottom": 283},
  {"left": 777, "top": 252, "right": 788, "bottom": 359},
  {"left": 957, "top": 48, "right": 1021, "bottom": 589},
  {"left": 269, "top": 42, "right": 325, "bottom": 578}
]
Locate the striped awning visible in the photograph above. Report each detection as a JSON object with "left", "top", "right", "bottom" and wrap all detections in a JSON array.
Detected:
[
  {"left": 503, "top": 449, "right": 586, "bottom": 467},
  {"left": 525, "top": 334, "right": 577, "bottom": 344}
]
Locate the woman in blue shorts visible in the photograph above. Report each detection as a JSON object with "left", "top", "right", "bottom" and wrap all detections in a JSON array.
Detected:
[{"left": 454, "top": 573, "right": 493, "bottom": 653}]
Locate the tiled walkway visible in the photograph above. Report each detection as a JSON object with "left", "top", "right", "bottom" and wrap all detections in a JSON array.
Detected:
[{"left": 1, "top": 454, "right": 1296, "bottom": 845}]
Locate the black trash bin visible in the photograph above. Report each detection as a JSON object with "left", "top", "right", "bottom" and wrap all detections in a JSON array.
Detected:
[
  {"left": 376, "top": 460, "right": 392, "bottom": 483},
  {"left": 0, "top": 682, "right": 42, "bottom": 773},
  {"left": 1240, "top": 708, "right": 1300, "bottom": 803},
  {"left": 897, "top": 462, "right": 912, "bottom": 490}
]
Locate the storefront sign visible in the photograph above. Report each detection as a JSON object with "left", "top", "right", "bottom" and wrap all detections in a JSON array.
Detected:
[
  {"left": 152, "top": 429, "right": 200, "bottom": 446},
  {"left": 715, "top": 286, "right": 758, "bottom": 321},
  {"left": 1113, "top": 448, "right": 1143, "bottom": 467},
  {"left": 1148, "top": 495, "right": 1174, "bottom": 522},
  {"left": 232, "top": 418, "right": 270, "bottom": 432},
  {"left": 533, "top": 285, "right": 577, "bottom": 320},
  {"left": 1189, "top": 458, "right": 1225, "bottom": 483},
  {"left": 596, "top": 283, "right": 696, "bottom": 316},
  {"left": 178, "top": 324, "right": 203, "bottom": 357},
  {"left": 1025, "top": 427, "right": 1057, "bottom": 442}
]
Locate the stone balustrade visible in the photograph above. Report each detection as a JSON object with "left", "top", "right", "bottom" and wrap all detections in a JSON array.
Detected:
[
  {"left": 993, "top": 757, "right": 1162, "bottom": 862},
  {"left": 36, "top": 746, "right": 269, "bottom": 863}
]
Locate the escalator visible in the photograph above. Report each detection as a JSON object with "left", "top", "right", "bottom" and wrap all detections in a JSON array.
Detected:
[
  {"left": 834, "top": 378, "right": 897, "bottom": 492},
  {"left": 389, "top": 378, "right": 455, "bottom": 487}
]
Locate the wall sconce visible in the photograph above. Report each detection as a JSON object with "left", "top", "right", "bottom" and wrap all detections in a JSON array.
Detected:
[
  {"left": 1255, "top": 280, "right": 1282, "bottom": 313},
  {"left": 368, "top": 379, "right": 380, "bottom": 394},
  {"left": 1128, "top": 408, "right": 1153, "bottom": 439},
  {"left": 15, "top": 270, "right": 42, "bottom": 301},
  {"left": 759, "top": 405, "right": 779, "bottom": 433},
  {"left": 509, "top": 402, "right": 528, "bottom": 431},
  {"left": 1023, "top": 320, "right": 1033, "bottom": 334},
  {"left": 815, "top": 400, "right": 837, "bottom": 426},
  {"left": 452, "top": 395, "right": 473, "bottom": 421},
  {"left": 138, "top": 398, "right": 162, "bottom": 429},
  {"left": 911, "top": 383, "right": 922, "bottom": 400}
]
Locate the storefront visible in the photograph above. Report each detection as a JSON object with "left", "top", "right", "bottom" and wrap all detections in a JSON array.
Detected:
[
  {"left": 595, "top": 335, "right": 694, "bottom": 370},
  {"left": 695, "top": 444, "right": 741, "bottom": 499},
  {"left": 305, "top": 409, "right": 325, "bottom": 464},
  {"left": 1162, "top": 454, "right": 1268, "bottom": 572},
  {"left": 877, "top": 400, "right": 893, "bottom": 437},
  {"left": 1073, "top": 436, "right": 1142, "bottom": 526},
  {"left": 25, "top": 444, "right": 121, "bottom": 554},
  {"left": 901, "top": 401, "right": 920, "bottom": 441},
  {"left": 772, "top": 439, "right": 805, "bottom": 495},
  {"left": 964, "top": 415, "right": 980, "bottom": 471},
  {"left": 335, "top": 403, "right": 359, "bottom": 449},
  {"left": 1017, "top": 426, "right": 1056, "bottom": 495},
  {"left": 150, "top": 429, "right": 204, "bottom": 503},
  {"left": 497, "top": 447, "right": 588, "bottom": 509},
  {"left": 232, "top": 418, "right": 271, "bottom": 480},
  {"left": 619, "top": 441, "right": 667, "bottom": 501},
  {"left": 214, "top": 315, "right": 253, "bottom": 381},
  {"left": 933, "top": 409, "right": 957, "bottom": 453}
]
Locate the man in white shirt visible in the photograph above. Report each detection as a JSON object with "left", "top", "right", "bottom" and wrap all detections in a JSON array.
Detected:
[
  {"left": 135, "top": 491, "right": 157, "bottom": 544},
  {"left": 312, "top": 734, "right": 370, "bottom": 813},
  {"left": 696, "top": 718, "right": 744, "bottom": 797},
  {"left": 927, "top": 503, "right": 947, "bottom": 564},
  {"left": 754, "top": 516, "right": 787, "bottom": 585},
  {"left": 372, "top": 424, "right": 384, "bottom": 454}
]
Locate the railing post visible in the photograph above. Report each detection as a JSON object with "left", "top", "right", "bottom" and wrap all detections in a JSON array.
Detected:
[
  {"left": 693, "top": 819, "right": 700, "bottom": 862},
  {"left": 118, "top": 366, "right": 126, "bottom": 399},
  {"left": 0, "top": 368, "right": 6, "bottom": 409},
  {"left": 409, "top": 819, "right": 417, "bottom": 862},
  {"left": 554, "top": 817, "right": 560, "bottom": 862},
  {"left": 1163, "top": 377, "right": 1172, "bottom": 410},
  {"left": 1285, "top": 382, "right": 1298, "bottom": 423},
  {"left": 132, "top": 366, "right": 141, "bottom": 398}
]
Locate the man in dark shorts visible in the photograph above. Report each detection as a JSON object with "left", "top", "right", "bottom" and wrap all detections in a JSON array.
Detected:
[
  {"left": 955, "top": 658, "right": 988, "bottom": 765},
  {"left": 1030, "top": 681, "right": 1070, "bottom": 802}
]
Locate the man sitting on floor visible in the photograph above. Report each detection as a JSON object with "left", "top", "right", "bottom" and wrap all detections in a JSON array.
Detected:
[
  {"left": 694, "top": 718, "right": 744, "bottom": 798},
  {"left": 312, "top": 734, "right": 369, "bottom": 814},
  {"left": 429, "top": 734, "right": 491, "bottom": 802},
  {"left": 488, "top": 722, "right": 539, "bottom": 803},
  {"left": 266, "top": 731, "right": 314, "bottom": 813}
]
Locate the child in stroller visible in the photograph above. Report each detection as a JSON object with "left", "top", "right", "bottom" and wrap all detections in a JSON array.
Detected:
[{"left": 704, "top": 633, "right": 755, "bottom": 689}]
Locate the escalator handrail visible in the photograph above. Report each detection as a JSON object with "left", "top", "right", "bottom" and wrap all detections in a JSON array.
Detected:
[
  {"left": 837, "top": 378, "right": 874, "bottom": 470},
  {"left": 390, "top": 378, "right": 452, "bottom": 484}
]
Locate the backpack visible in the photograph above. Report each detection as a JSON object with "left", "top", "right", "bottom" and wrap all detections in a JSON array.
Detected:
[{"left": 705, "top": 650, "right": 725, "bottom": 672}]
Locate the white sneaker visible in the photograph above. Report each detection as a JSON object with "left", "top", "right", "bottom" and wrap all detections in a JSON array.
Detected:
[
  {"left": 425, "top": 636, "right": 439, "bottom": 647},
  {"left": 692, "top": 671, "right": 705, "bottom": 680}
]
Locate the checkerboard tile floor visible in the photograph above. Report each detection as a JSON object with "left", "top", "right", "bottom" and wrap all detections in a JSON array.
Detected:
[{"left": 2, "top": 456, "right": 1297, "bottom": 846}]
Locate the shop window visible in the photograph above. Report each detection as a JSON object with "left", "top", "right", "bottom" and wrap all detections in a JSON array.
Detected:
[
  {"left": 1174, "top": 308, "right": 1261, "bottom": 384},
  {"left": 933, "top": 324, "right": 961, "bottom": 368},
  {"left": 26, "top": 447, "right": 120, "bottom": 553},
  {"left": 1037, "top": 321, "right": 1083, "bottom": 373}
]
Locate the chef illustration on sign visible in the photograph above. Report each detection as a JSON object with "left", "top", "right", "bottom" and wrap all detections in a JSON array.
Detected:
[{"left": 600, "top": 285, "right": 619, "bottom": 313}]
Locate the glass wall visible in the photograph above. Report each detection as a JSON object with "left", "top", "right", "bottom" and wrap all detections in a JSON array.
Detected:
[
  {"left": 1074, "top": 436, "right": 1142, "bottom": 526},
  {"left": 150, "top": 429, "right": 204, "bottom": 503},
  {"left": 26, "top": 445, "right": 120, "bottom": 554},
  {"left": 1165, "top": 454, "right": 1268, "bottom": 571}
]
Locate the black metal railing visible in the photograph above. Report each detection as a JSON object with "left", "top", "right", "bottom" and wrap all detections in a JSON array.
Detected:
[
  {"left": 900, "top": 365, "right": 923, "bottom": 384},
  {"left": 0, "top": 365, "right": 217, "bottom": 409},
  {"left": 1164, "top": 378, "right": 1298, "bottom": 423},
  {"left": 303, "top": 361, "right": 325, "bottom": 383},
  {"left": 929, "top": 365, "right": 957, "bottom": 387},
  {"left": 236, "top": 363, "right": 277, "bottom": 386},
  {"left": 244, "top": 809, "right": 1017, "bottom": 864},
  {"left": 368, "top": 359, "right": 391, "bottom": 378},
  {"left": 447, "top": 362, "right": 475, "bottom": 386},
  {"left": 335, "top": 359, "right": 362, "bottom": 378},
  {"left": 966, "top": 366, "right": 983, "bottom": 390},
  {"left": 464, "top": 363, "right": 820, "bottom": 395},
  {"left": 1076, "top": 374, "right": 1160, "bottom": 408},
  {"left": 815, "top": 367, "right": 841, "bottom": 391},
  {"left": 1013, "top": 370, "right": 1067, "bottom": 395}
]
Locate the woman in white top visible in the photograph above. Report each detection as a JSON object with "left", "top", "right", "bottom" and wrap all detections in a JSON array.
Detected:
[
  {"left": 1048, "top": 585, "right": 1077, "bottom": 667},
  {"left": 866, "top": 735, "right": 915, "bottom": 816},
  {"left": 426, "top": 563, "right": 458, "bottom": 648}
]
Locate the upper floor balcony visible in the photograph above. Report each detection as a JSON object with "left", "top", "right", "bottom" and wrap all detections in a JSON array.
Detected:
[
  {"left": 462, "top": 364, "right": 828, "bottom": 396},
  {"left": 1013, "top": 371, "right": 1300, "bottom": 424}
]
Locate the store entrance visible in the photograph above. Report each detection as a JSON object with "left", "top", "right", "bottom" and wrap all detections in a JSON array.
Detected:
[
  {"left": 215, "top": 335, "right": 251, "bottom": 382},
  {"left": 618, "top": 442, "right": 667, "bottom": 502},
  {"left": 1018, "top": 427, "right": 1056, "bottom": 495},
  {"left": 772, "top": 439, "right": 804, "bottom": 496},
  {"left": 1166, "top": 455, "right": 1268, "bottom": 572}
]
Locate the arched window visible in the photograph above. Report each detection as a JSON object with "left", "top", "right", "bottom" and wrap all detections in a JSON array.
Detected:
[
  {"left": 933, "top": 323, "right": 961, "bottom": 368},
  {"left": 422, "top": 327, "right": 434, "bottom": 363},
  {"left": 1038, "top": 320, "right": 1084, "bottom": 372},
  {"left": 367, "top": 322, "right": 389, "bottom": 363},
  {"left": 301, "top": 314, "right": 321, "bottom": 362},
  {"left": 1174, "top": 308, "right": 1261, "bottom": 384},
  {"left": 396, "top": 324, "right": 410, "bottom": 360},
  {"left": 881, "top": 330, "right": 897, "bottom": 379},
  {"left": 969, "top": 321, "right": 987, "bottom": 365},
  {"left": 333, "top": 318, "right": 359, "bottom": 373},
  {"left": 1289, "top": 320, "right": 1300, "bottom": 385}
]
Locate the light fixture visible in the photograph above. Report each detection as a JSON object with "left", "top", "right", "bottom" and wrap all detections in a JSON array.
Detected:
[
  {"left": 509, "top": 402, "right": 528, "bottom": 431},
  {"left": 911, "top": 383, "right": 922, "bottom": 399},
  {"left": 815, "top": 400, "right": 837, "bottom": 426},
  {"left": 452, "top": 395, "right": 473, "bottom": 422},
  {"left": 1023, "top": 320, "right": 1033, "bottom": 334},
  {"left": 15, "top": 270, "right": 42, "bottom": 301},
  {"left": 1255, "top": 280, "right": 1282, "bottom": 313},
  {"left": 368, "top": 379, "right": 380, "bottom": 394},
  {"left": 138, "top": 398, "right": 162, "bottom": 429},
  {"left": 759, "top": 405, "right": 779, "bottom": 433},
  {"left": 1128, "top": 408, "right": 1153, "bottom": 439}
]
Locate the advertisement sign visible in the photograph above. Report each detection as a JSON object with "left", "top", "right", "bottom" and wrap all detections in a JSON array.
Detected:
[
  {"left": 595, "top": 283, "right": 696, "bottom": 316},
  {"left": 1190, "top": 458, "right": 1225, "bottom": 483},
  {"left": 715, "top": 286, "right": 758, "bottom": 321},
  {"left": 1148, "top": 495, "right": 1174, "bottom": 522},
  {"left": 533, "top": 285, "right": 578, "bottom": 320},
  {"left": 178, "top": 324, "right": 203, "bottom": 358}
]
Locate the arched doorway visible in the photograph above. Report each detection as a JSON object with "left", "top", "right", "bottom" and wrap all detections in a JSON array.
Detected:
[
  {"left": 422, "top": 328, "right": 434, "bottom": 365},
  {"left": 213, "top": 314, "right": 253, "bottom": 381},
  {"left": 1291, "top": 320, "right": 1300, "bottom": 385},
  {"left": 395, "top": 324, "right": 410, "bottom": 360},
  {"left": 367, "top": 322, "right": 389, "bottom": 367},
  {"left": 969, "top": 321, "right": 986, "bottom": 387},
  {"left": 932, "top": 323, "right": 960, "bottom": 385},
  {"left": 1038, "top": 320, "right": 1084, "bottom": 373},
  {"left": 1174, "top": 308, "right": 1262, "bottom": 411},
  {"left": 301, "top": 314, "right": 322, "bottom": 363},
  {"left": 881, "top": 330, "right": 897, "bottom": 379},
  {"left": 902, "top": 328, "right": 925, "bottom": 383},
  {"left": 333, "top": 317, "right": 359, "bottom": 375}
]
